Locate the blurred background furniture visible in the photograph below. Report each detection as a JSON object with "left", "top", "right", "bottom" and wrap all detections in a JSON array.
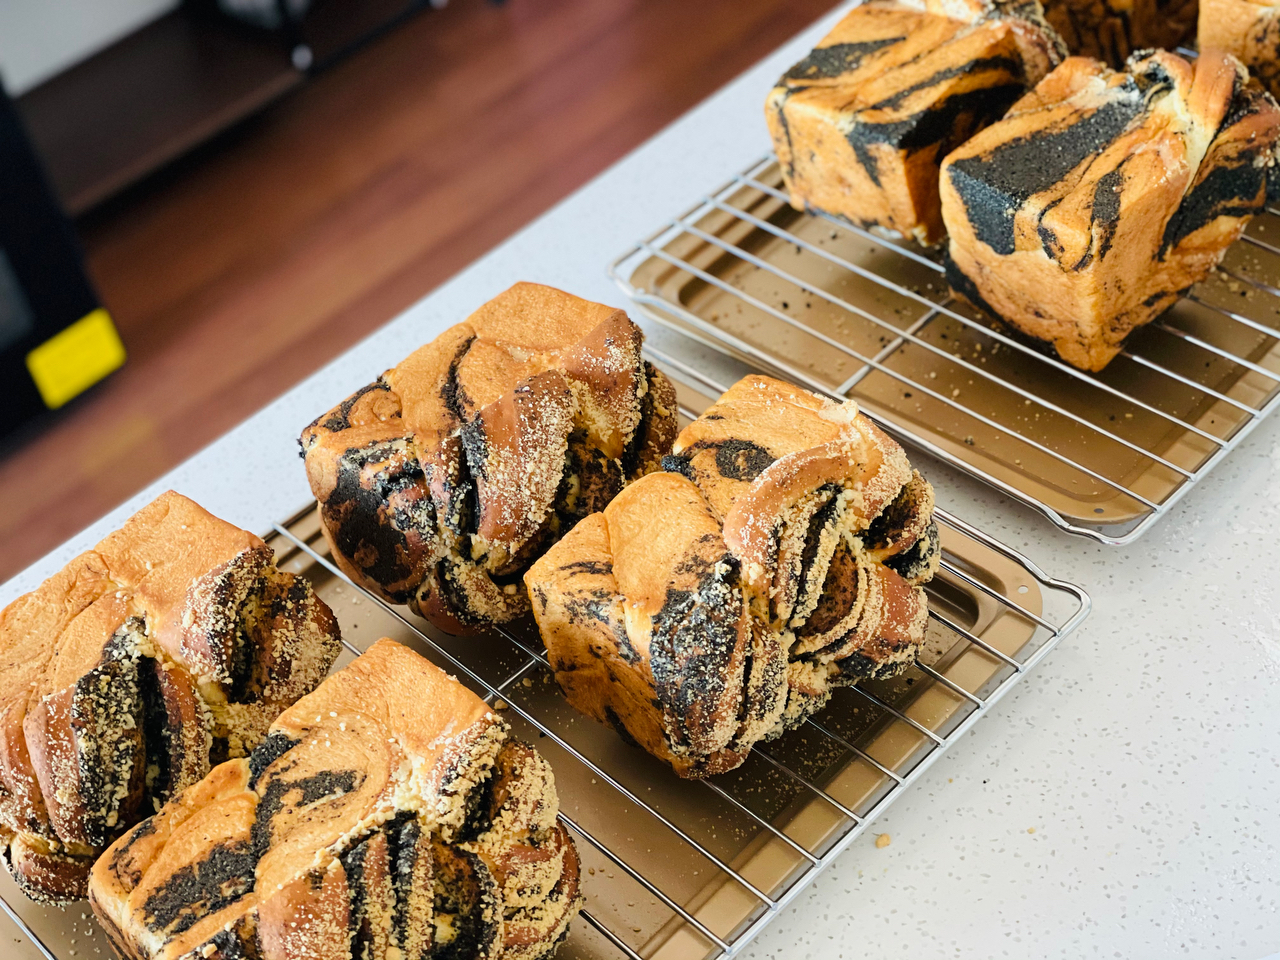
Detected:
[
  {"left": 0, "top": 0, "right": 842, "bottom": 583},
  {"left": 11, "top": 0, "right": 465, "bottom": 217},
  {"left": 0, "top": 87, "right": 121, "bottom": 443}
]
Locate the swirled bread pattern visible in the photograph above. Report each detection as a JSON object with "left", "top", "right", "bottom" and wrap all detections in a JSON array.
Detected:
[
  {"left": 89, "top": 639, "right": 583, "bottom": 960},
  {"left": 941, "top": 49, "right": 1280, "bottom": 371},
  {"left": 526, "top": 376, "right": 939, "bottom": 778},
  {"left": 301, "top": 283, "right": 678, "bottom": 634},
  {"left": 0, "top": 492, "right": 341, "bottom": 902},
  {"left": 765, "top": 0, "right": 1063, "bottom": 244}
]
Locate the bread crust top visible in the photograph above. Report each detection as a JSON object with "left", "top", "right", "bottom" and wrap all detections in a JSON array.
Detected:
[
  {"left": 301, "top": 282, "right": 676, "bottom": 631},
  {"left": 0, "top": 492, "right": 341, "bottom": 903},
  {"left": 90, "top": 640, "right": 581, "bottom": 960},
  {"left": 0, "top": 493, "right": 262, "bottom": 692}
]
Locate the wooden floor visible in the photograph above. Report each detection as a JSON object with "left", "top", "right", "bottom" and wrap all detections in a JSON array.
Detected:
[{"left": 0, "top": 0, "right": 839, "bottom": 584}]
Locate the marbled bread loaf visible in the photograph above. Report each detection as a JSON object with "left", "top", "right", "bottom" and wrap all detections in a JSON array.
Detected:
[
  {"left": 89, "top": 639, "right": 582, "bottom": 960},
  {"left": 0, "top": 492, "right": 341, "bottom": 902},
  {"left": 765, "top": 0, "right": 1064, "bottom": 244},
  {"left": 940, "top": 49, "right": 1280, "bottom": 371},
  {"left": 526, "top": 376, "right": 939, "bottom": 778},
  {"left": 301, "top": 282, "right": 678, "bottom": 634}
]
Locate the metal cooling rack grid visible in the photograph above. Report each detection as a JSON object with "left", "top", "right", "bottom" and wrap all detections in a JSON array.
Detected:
[
  {"left": 609, "top": 154, "right": 1280, "bottom": 545},
  {"left": 268, "top": 517, "right": 1087, "bottom": 958},
  {"left": 261, "top": 361, "right": 1089, "bottom": 960},
  {"left": 0, "top": 378, "right": 1089, "bottom": 960}
]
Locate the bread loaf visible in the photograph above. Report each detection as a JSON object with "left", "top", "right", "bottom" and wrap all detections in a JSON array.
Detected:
[
  {"left": 301, "top": 282, "right": 678, "bottom": 634},
  {"left": 765, "top": 0, "right": 1064, "bottom": 244},
  {"left": 526, "top": 376, "right": 938, "bottom": 777},
  {"left": 90, "top": 639, "right": 582, "bottom": 960},
  {"left": 941, "top": 49, "right": 1280, "bottom": 371},
  {"left": 0, "top": 492, "right": 341, "bottom": 902}
]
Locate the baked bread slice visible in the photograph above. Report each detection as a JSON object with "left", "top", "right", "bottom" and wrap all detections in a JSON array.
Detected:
[
  {"left": 0, "top": 492, "right": 341, "bottom": 903},
  {"left": 1042, "top": 0, "right": 1197, "bottom": 69},
  {"left": 527, "top": 376, "right": 938, "bottom": 778},
  {"left": 1201, "top": 0, "right": 1280, "bottom": 100},
  {"left": 765, "top": 0, "right": 1064, "bottom": 244},
  {"left": 941, "top": 49, "right": 1280, "bottom": 371},
  {"left": 301, "top": 282, "right": 678, "bottom": 634},
  {"left": 90, "top": 639, "right": 582, "bottom": 960}
]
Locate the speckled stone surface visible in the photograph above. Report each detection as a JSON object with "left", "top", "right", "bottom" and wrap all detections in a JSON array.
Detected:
[{"left": 2, "top": 5, "right": 1278, "bottom": 957}]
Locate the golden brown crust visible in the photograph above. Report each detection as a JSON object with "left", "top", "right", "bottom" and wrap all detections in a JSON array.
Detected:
[
  {"left": 0, "top": 492, "right": 341, "bottom": 902},
  {"left": 529, "top": 376, "right": 937, "bottom": 777},
  {"left": 89, "top": 640, "right": 582, "bottom": 960},
  {"left": 766, "top": 0, "right": 1064, "bottom": 244},
  {"left": 5, "top": 833, "right": 95, "bottom": 902},
  {"left": 940, "top": 49, "right": 1280, "bottom": 370},
  {"left": 300, "top": 283, "right": 678, "bottom": 633}
]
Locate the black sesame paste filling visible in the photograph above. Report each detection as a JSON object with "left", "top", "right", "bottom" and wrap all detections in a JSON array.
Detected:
[
  {"left": 137, "top": 658, "right": 172, "bottom": 809},
  {"left": 790, "top": 485, "right": 844, "bottom": 624},
  {"left": 455, "top": 766, "right": 498, "bottom": 845},
  {"left": 431, "top": 845, "right": 498, "bottom": 960},
  {"left": 620, "top": 363, "right": 662, "bottom": 477},
  {"left": 885, "top": 520, "right": 940, "bottom": 582},
  {"left": 783, "top": 37, "right": 902, "bottom": 82},
  {"left": 226, "top": 598, "right": 255, "bottom": 707},
  {"left": 73, "top": 654, "right": 144, "bottom": 848},
  {"left": 388, "top": 814, "right": 425, "bottom": 950},
  {"left": 140, "top": 841, "right": 257, "bottom": 938},
  {"left": 247, "top": 732, "right": 300, "bottom": 789},
  {"left": 649, "top": 552, "right": 744, "bottom": 750},
  {"left": 796, "top": 545, "right": 861, "bottom": 641},
  {"left": 863, "top": 480, "right": 915, "bottom": 552},
  {"left": 325, "top": 439, "right": 428, "bottom": 599}
]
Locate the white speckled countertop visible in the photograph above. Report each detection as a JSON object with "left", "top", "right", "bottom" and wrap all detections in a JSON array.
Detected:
[{"left": 4, "top": 5, "right": 1279, "bottom": 958}]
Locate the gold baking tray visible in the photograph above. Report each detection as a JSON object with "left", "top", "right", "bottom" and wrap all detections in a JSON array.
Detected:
[
  {"left": 0, "top": 368, "right": 1089, "bottom": 960},
  {"left": 611, "top": 156, "right": 1280, "bottom": 545}
]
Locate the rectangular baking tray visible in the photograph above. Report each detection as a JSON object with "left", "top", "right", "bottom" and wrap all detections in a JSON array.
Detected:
[
  {"left": 0, "top": 363, "right": 1089, "bottom": 960},
  {"left": 610, "top": 155, "right": 1280, "bottom": 545}
]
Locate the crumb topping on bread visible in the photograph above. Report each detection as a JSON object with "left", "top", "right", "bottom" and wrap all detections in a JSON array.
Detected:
[
  {"left": 528, "top": 376, "right": 938, "bottom": 777},
  {"left": 0, "top": 492, "right": 342, "bottom": 902},
  {"left": 89, "top": 640, "right": 582, "bottom": 960},
  {"left": 301, "top": 283, "right": 678, "bottom": 634}
]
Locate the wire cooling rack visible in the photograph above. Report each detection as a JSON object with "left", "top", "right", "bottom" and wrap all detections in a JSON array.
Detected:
[
  {"left": 609, "top": 155, "right": 1280, "bottom": 545},
  {"left": 0, "top": 367, "right": 1090, "bottom": 960}
]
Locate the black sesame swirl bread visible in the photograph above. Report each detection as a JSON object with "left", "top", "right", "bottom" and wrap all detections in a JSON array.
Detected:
[
  {"left": 765, "top": 0, "right": 1064, "bottom": 245},
  {"left": 525, "top": 376, "right": 939, "bottom": 778},
  {"left": 89, "top": 639, "right": 582, "bottom": 960},
  {"left": 0, "top": 492, "right": 341, "bottom": 903},
  {"left": 301, "top": 282, "right": 678, "bottom": 635},
  {"left": 940, "top": 48, "right": 1280, "bottom": 371}
]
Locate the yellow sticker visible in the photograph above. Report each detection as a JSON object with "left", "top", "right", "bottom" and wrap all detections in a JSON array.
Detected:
[{"left": 25, "top": 309, "right": 126, "bottom": 409}]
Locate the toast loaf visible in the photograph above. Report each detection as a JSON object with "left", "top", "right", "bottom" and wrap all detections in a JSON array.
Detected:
[
  {"left": 765, "top": 0, "right": 1064, "bottom": 244},
  {"left": 940, "top": 49, "right": 1280, "bottom": 370},
  {"left": 526, "top": 376, "right": 938, "bottom": 777},
  {"left": 0, "top": 492, "right": 341, "bottom": 902},
  {"left": 89, "top": 639, "right": 582, "bottom": 960},
  {"left": 302, "top": 283, "right": 677, "bottom": 634}
]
